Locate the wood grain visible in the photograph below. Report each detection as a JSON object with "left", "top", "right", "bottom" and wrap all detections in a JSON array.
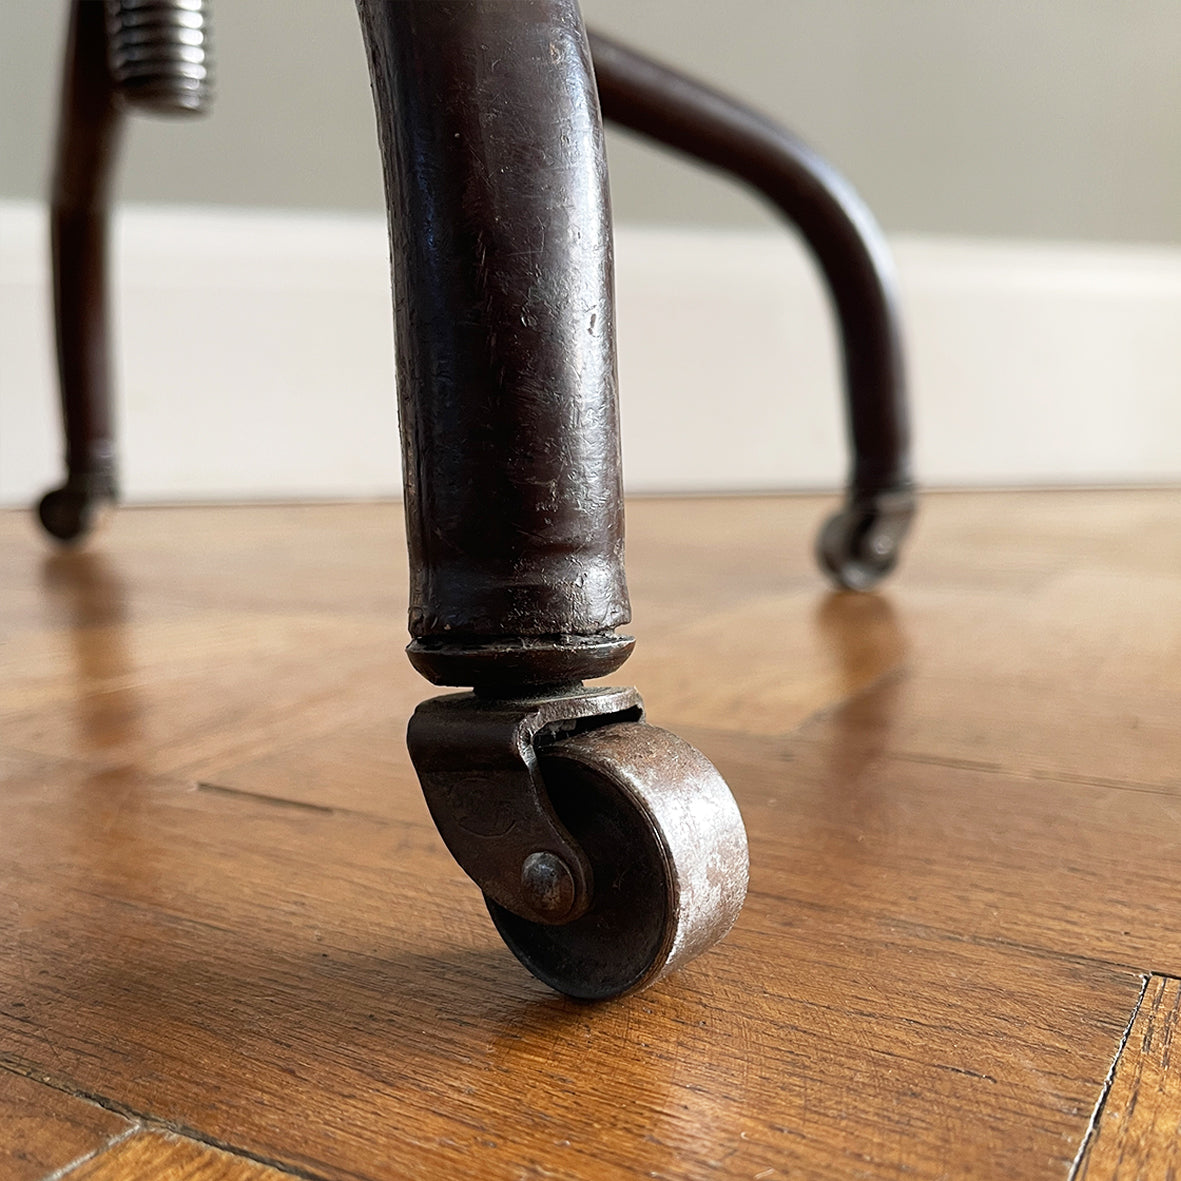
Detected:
[
  {"left": 64, "top": 1130, "right": 297, "bottom": 1181},
  {"left": 0, "top": 752, "right": 1145, "bottom": 1181},
  {"left": 194, "top": 711, "right": 1181, "bottom": 976},
  {"left": 0, "top": 1067, "right": 132, "bottom": 1181},
  {"left": 2, "top": 491, "right": 1179, "bottom": 1180},
  {"left": 1076, "top": 975, "right": 1181, "bottom": 1180},
  {"left": 629, "top": 494, "right": 1181, "bottom": 787}
]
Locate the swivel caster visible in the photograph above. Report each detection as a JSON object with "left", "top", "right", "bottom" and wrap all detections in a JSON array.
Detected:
[
  {"left": 36, "top": 480, "right": 112, "bottom": 545},
  {"left": 817, "top": 488, "right": 917, "bottom": 592},
  {"left": 357, "top": 1, "right": 749, "bottom": 998},
  {"left": 409, "top": 688, "right": 748, "bottom": 1000}
]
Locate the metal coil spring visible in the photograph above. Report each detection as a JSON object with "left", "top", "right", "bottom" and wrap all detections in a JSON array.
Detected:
[{"left": 105, "top": 0, "right": 213, "bottom": 114}]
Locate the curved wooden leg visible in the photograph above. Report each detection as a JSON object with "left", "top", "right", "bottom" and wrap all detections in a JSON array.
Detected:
[
  {"left": 38, "top": 0, "right": 213, "bottom": 544},
  {"left": 355, "top": 0, "right": 631, "bottom": 690},
  {"left": 38, "top": 0, "right": 124, "bottom": 544},
  {"left": 590, "top": 31, "right": 916, "bottom": 589}
]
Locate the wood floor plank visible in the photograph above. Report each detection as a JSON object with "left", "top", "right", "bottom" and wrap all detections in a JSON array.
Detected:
[
  {"left": 626, "top": 587, "right": 910, "bottom": 737},
  {"left": 0, "top": 504, "right": 407, "bottom": 629},
  {"left": 635, "top": 490, "right": 1181, "bottom": 789},
  {"left": 205, "top": 710, "right": 1181, "bottom": 976},
  {"left": 63, "top": 1130, "right": 297, "bottom": 1181},
  {"left": 5, "top": 492, "right": 1178, "bottom": 791},
  {"left": 0, "top": 757, "right": 1145, "bottom": 1181},
  {"left": 0, "top": 1067, "right": 133, "bottom": 1181},
  {"left": 691, "top": 726, "right": 1181, "bottom": 977},
  {"left": 1076, "top": 975, "right": 1181, "bottom": 1181},
  {"left": 3, "top": 492, "right": 1180, "bottom": 1178},
  {"left": 787, "top": 571, "right": 1181, "bottom": 791},
  {"left": 627, "top": 495, "right": 1181, "bottom": 788},
  {"left": 0, "top": 601, "right": 411, "bottom": 780}
]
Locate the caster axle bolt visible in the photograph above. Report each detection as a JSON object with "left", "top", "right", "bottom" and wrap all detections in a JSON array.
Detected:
[{"left": 521, "top": 851, "right": 577, "bottom": 920}]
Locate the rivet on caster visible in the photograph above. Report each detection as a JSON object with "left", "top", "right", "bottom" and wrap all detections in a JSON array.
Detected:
[
  {"left": 408, "top": 686, "right": 749, "bottom": 1000},
  {"left": 817, "top": 488, "right": 917, "bottom": 592}
]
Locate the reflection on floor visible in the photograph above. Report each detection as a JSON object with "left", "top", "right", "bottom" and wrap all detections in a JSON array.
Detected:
[{"left": 2, "top": 491, "right": 1179, "bottom": 1181}]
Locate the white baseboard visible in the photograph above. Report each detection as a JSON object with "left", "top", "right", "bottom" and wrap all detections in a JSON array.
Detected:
[{"left": 3, "top": 199, "right": 1180, "bottom": 505}]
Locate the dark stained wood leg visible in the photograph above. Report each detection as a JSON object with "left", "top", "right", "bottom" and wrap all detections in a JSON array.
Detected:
[
  {"left": 37, "top": 0, "right": 124, "bottom": 544},
  {"left": 355, "top": 0, "right": 632, "bottom": 693},
  {"left": 37, "top": 1, "right": 213, "bottom": 545},
  {"left": 589, "top": 32, "right": 916, "bottom": 590},
  {"left": 354, "top": 0, "right": 748, "bottom": 999}
]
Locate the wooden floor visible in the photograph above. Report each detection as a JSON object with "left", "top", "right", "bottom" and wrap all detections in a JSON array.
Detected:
[{"left": 2, "top": 491, "right": 1179, "bottom": 1181}]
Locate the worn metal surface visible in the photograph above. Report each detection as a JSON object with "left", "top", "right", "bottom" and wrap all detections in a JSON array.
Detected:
[
  {"left": 405, "top": 631, "right": 635, "bottom": 692},
  {"left": 590, "top": 31, "right": 916, "bottom": 585},
  {"left": 488, "top": 721, "right": 749, "bottom": 999},
  {"left": 356, "top": 0, "right": 632, "bottom": 689},
  {"left": 355, "top": 5, "right": 754, "bottom": 996},
  {"left": 407, "top": 686, "right": 645, "bottom": 925},
  {"left": 411, "top": 686, "right": 748, "bottom": 999}
]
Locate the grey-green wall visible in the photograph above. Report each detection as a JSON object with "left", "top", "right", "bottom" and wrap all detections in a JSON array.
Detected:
[{"left": 3, "top": 1, "right": 1179, "bottom": 242}]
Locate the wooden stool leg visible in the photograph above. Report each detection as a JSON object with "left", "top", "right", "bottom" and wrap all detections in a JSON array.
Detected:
[
  {"left": 590, "top": 32, "right": 916, "bottom": 591},
  {"left": 355, "top": 0, "right": 747, "bottom": 999},
  {"left": 355, "top": 0, "right": 631, "bottom": 691},
  {"left": 37, "top": 0, "right": 213, "bottom": 544},
  {"left": 37, "top": 0, "right": 123, "bottom": 543}
]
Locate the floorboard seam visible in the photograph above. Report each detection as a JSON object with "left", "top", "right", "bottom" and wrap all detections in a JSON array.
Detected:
[
  {"left": 190, "top": 779, "right": 429, "bottom": 827},
  {"left": 1, "top": 1057, "right": 335, "bottom": 1181},
  {"left": 1067, "top": 973, "right": 1150, "bottom": 1180},
  {"left": 691, "top": 723, "right": 1180, "bottom": 800},
  {"left": 36, "top": 1126, "right": 141, "bottom": 1181},
  {"left": 788, "top": 664, "right": 912, "bottom": 735},
  {"left": 195, "top": 781, "right": 337, "bottom": 814},
  {"left": 748, "top": 892, "right": 1174, "bottom": 980},
  {"left": 886, "top": 753, "right": 1181, "bottom": 798}
]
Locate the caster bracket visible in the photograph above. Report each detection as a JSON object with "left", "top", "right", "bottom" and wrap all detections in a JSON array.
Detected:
[
  {"left": 407, "top": 686, "right": 645, "bottom": 926},
  {"left": 818, "top": 486, "right": 917, "bottom": 591}
]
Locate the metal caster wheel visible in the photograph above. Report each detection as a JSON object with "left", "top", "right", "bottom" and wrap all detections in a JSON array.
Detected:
[
  {"left": 487, "top": 722, "right": 748, "bottom": 1000},
  {"left": 36, "top": 484, "right": 105, "bottom": 544},
  {"left": 409, "top": 689, "right": 748, "bottom": 1001},
  {"left": 816, "top": 489, "right": 916, "bottom": 592}
]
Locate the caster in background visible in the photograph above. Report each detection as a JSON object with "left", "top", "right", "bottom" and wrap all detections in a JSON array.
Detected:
[
  {"left": 817, "top": 488, "right": 916, "bottom": 592},
  {"left": 36, "top": 477, "right": 114, "bottom": 545},
  {"left": 409, "top": 688, "right": 748, "bottom": 1000}
]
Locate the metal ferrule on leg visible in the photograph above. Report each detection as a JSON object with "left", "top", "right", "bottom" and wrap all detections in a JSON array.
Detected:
[{"left": 589, "top": 32, "right": 916, "bottom": 588}]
